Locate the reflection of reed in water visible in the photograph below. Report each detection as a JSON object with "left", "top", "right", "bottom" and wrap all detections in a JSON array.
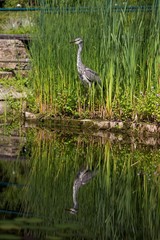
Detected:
[{"left": 67, "top": 168, "right": 97, "bottom": 214}]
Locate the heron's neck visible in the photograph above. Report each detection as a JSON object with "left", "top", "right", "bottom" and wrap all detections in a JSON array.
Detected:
[
  {"left": 73, "top": 183, "right": 79, "bottom": 210},
  {"left": 77, "top": 43, "right": 83, "bottom": 67}
]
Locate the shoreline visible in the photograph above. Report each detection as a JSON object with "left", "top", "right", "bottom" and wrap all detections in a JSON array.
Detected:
[{"left": 24, "top": 112, "right": 160, "bottom": 136}]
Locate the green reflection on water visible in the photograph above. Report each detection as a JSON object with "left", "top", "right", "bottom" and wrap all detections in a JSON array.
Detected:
[{"left": 0, "top": 127, "right": 160, "bottom": 239}]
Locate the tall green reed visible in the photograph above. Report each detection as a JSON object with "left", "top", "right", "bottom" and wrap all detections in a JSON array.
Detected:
[{"left": 30, "top": 0, "right": 160, "bottom": 118}]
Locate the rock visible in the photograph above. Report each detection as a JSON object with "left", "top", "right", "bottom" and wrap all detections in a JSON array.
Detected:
[
  {"left": 96, "top": 120, "right": 110, "bottom": 129},
  {"left": 80, "top": 119, "right": 160, "bottom": 135},
  {"left": 24, "top": 111, "right": 37, "bottom": 120},
  {"left": 0, "top": 71, "right": 14, "bottom": 79},
  {"left": 139, "top": 123, "right": 158, "bottom": 133},
  {"left": 0, "top": 101, "right": 8, "bottom": 114}
]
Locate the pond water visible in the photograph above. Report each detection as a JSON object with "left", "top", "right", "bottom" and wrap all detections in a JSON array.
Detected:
[{"left": 0, "top": 122, "right": 160, "bottom": 240}]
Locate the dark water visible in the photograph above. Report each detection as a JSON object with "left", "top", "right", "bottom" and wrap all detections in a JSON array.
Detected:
[{"left": 0, "top": 123, "right": 160, "bottom": 240}]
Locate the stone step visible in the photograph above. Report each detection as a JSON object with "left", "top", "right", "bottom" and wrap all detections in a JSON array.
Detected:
[
  {"left": 0, "top": 70, "right": 29, "bottom": 78},
  {"left": 0, "top": 39, "right": 30, "bottom": 70},
  {"left": 0, "top": 71, "right": 14, "bottom": 78}
]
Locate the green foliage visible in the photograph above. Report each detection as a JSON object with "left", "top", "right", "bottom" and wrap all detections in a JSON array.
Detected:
[
  {"left": 0, "top": 77, "right": 28, "bottom": 92},
  {"left": 29, "top": 0, "right": 160, "bottom": 121},
  {"left": 135, "top": 89, "right": 160, "bottom": 121},
  {"left": 4, "top": 0, "right": 29, "bottom": 8},
  {"left": 0, "top": 12, "right": 34, "bottom": 34},
  {"left": 51, "top": 88, "right": 77, "bottom": 116},
  {"left": 37, "top": 0, "right": 154, "bottom": 7},
  {"left": 112, "top": 88, "right": 160, "bottom": 122},
  {"left": 114, "top": 0, "right": 154, "bottom": 5},
  {"left": 0, "top": 77, "right": 35, "bottom": 121},
  {"left": 112, "top": 93, "right": 133, "bottom": 120},
  {"left": 1, "top": 0, "right": 159, "bottom": 121},
  {"left": 0, "top": 1, "right": 35, "bottom": 34}
]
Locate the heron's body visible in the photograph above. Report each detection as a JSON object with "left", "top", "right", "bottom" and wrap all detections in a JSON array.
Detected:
[
  {"left": 70, "top": 38, "right": 101, "bottom": 87},
  {"left": 67, "top": 168, "right": 97, "bottom": 214}
]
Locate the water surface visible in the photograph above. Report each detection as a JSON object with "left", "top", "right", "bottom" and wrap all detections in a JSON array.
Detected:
[{"left": 0, "top": 123, "right": 160, "bottom": 239}]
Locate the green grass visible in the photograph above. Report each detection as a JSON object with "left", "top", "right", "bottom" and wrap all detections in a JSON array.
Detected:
[
  {"left": 0, "top": 11, "right": 35, "bottom": 34},
  {"left": 28, "top": 1, "right": 160, "bottom": 121}
]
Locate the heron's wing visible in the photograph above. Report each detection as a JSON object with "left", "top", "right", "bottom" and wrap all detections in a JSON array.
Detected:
[
  {"left": 78, "top": 73, "right": 83, "bottom": 80},
  {"left": 78, "top": 72, "right": 90, "bottom": 86},
  {"left": 84, "top": 67, "right": 101, "bottom": 84}
]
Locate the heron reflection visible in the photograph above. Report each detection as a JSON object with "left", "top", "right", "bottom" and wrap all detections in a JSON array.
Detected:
[{"left": 67, "top": 167, "right": 97, "bottom": 214}]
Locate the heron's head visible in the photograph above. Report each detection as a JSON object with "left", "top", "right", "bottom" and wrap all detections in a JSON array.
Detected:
[
  {"left": 70, "top": 37, "right": 83, "bottom": 45},
  {"left": 65, "top": 208, "right": 78, "bottom": 215}
]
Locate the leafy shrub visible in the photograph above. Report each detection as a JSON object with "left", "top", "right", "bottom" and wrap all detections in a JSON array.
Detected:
[{"left": 135, "top": 89, "right": 160, "bottom": 122}]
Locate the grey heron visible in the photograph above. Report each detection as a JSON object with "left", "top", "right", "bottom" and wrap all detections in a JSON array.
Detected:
[{"left": 70, "top": 37, "right": 101, "bottom": 87}]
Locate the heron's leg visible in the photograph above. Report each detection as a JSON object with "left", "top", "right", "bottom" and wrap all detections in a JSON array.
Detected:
[
  {"left": 100, "top": 83, "right": 106, "bottom": 118},
  {"left": 83, "top": 86, "right": 89, "bottom": 111},
  {"left": 77, "top": 83, "right": 88, "bottom": 113},
  {"left": 88, "top": 84, "right": 95, "bottom": 113},
  {"left": 94, "top": 81, "right": 106, "bottom": 118},
  {"left": 77, "top": 82, "right": 82, "bottom": 114}
]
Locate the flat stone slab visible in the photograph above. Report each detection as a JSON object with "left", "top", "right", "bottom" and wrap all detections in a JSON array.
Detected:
[
  {"left": 81, "top": 119, "right": 160, "bottom": 134},
  {"left": 0, "top": 71, "right": 14, "bottom": 79},
  {"left": 0, "top": 101, "right": 7, "bottom": 114},
  {"left": 0, "top": 85, "right": 27, "bottom": 100},
  {"left": 33, "top": 117, "right": 160, "bottom": 136}
]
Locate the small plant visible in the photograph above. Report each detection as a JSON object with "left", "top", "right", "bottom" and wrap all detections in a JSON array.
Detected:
[
  {"left": 135, "top": 89, "right": 160, "bottom": 122},
  {"left": 112, "top": 93, "right": 133, "bottom": 121}
]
